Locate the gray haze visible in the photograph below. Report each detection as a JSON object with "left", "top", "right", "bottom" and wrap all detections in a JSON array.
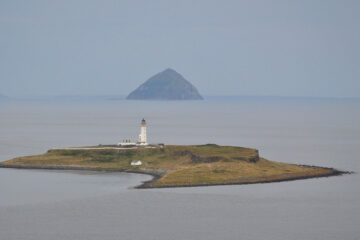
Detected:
[{"left": 1, "top": 0, "right": 359, "bottom": 97}]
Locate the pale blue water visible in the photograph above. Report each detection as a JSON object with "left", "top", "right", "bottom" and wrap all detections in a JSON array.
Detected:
[{"left": 0, "top": 98, "right": 359, "bottom": 240}]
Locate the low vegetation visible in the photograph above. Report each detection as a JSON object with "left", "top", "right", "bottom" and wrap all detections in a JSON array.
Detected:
[{"left": 1, "top": 144, "right": 341, "bottom": 188}]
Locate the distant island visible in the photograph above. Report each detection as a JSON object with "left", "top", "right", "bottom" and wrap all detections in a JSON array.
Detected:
[
  {"left": 0, "top": 144, "right": 346, "bottom": 188},
  {"left": 126, "top": 68, "right": 203, "bottom": 100}
]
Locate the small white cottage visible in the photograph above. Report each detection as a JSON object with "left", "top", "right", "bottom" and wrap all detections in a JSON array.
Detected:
[{"left": 130, "top": 160, "right": 142, "bottom": 166}]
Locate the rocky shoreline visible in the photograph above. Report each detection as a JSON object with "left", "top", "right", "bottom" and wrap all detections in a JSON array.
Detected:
[{"left": 0, "top": 162, "right": 350, "bottom": 189}]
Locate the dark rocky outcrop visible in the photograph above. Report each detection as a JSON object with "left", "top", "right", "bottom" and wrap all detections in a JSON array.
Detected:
[
  {"left": 126, "top": 68, "right": 203, "bottom": 100},
  {"left": 235, "top": 150, "right": 259, "bottom": 163},
  {"left": 173, "top": 150, "right": 225, "bottom": 163}
]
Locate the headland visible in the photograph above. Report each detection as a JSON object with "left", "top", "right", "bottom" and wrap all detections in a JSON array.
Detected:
[{"left": 0, "top": 144, "right": 348, "bottom": 188}]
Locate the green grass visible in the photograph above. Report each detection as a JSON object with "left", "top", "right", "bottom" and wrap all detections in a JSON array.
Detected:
[{"left": 2, "top": 144, "right": 337, "bottom": 188}]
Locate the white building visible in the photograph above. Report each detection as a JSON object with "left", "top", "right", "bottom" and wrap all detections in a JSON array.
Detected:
[
  {"left": 130, "top": 160, "right": 142, "bottom": 166},
  {"left": 118, "top": 139, "right": 136, "bottom": 146},
  {"left": 118, "top": 118, "right": 148, "bottom": 146}
]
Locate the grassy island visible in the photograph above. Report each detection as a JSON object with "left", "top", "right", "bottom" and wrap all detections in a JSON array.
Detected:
[{"left": 0, "top": 144, "right": 345, "bottom": 188}]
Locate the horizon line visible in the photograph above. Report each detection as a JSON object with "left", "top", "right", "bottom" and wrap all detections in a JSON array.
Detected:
[{"left": 1, "top": 94, "right": 359, "bottom": 101}]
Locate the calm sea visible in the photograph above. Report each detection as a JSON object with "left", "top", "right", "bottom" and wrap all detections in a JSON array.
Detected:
[{"left": 0, "top": 97, "right": 359, "bottom": 240}]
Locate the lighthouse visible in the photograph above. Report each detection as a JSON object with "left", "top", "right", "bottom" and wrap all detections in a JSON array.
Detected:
[{"left": 138, "top": 118, "right": 148, "bottom": 145}]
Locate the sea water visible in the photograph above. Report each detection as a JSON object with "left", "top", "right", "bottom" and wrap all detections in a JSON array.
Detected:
[{"left": 0, "top": 97, "right": 359, "bottom": 240}]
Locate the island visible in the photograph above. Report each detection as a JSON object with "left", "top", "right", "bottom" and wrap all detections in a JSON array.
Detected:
[
  {"left": 0, "top": 144, "right": 346, "bottom": 188},
  {"left": 126, "top": 68, "right": 203, "bottom": 100}
]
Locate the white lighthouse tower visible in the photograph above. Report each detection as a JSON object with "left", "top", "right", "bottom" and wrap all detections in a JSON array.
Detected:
[{"left": 138, "top": 118, "right": 148, "bottom": 145}]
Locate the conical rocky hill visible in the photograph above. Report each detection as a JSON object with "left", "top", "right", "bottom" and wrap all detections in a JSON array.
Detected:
[{"left": 126, "top": 69, "right": 203, "bottom": 100}]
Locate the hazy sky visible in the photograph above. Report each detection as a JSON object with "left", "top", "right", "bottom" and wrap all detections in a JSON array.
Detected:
[{"left": 1, "top": 0, "right": 359, "bottom": 97}]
